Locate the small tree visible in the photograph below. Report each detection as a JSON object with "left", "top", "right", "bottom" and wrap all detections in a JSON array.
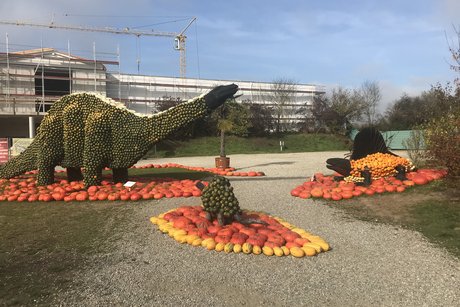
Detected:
[
  {"left": 424, "top": 109, "right": 460, "bottom": 176},
  {"left": 382, "top": 94, "right": 429, "bottom": 130},
  {"left": 330, "top": 87, "right": 363, "bottom": 124},
  {"left": 403, "top": 129, "right": 428, "bottom": 168},
  {"left": 446, "top": 25, "right": 460, "bottom": 85},
  {"left": 270, "top": 78, "right": 297, "bottom": 133},
  {"left": 243, "top": 99, "right": 273, "bottom": 136},
  {"left": 422, "top": 83, "right": 460, "bottom": 176},
  {"left": 303, "top": 87, "right": 363, "bottom": 134},
  {"left": 217, "top": 119, "right": 232, "bottom": 157},
  {"left": 212, "top": 99, "right": 250, "bottom": 157},
  {"left": 358, "top": 80, "right": 382, "bottom": 126},
  {"left": 308, "top": 93, "right": 344, "bottom": 133}
]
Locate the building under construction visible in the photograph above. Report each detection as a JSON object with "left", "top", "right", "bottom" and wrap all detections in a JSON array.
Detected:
[{"left": 0, "top": 47, "right": 325, "bottom": 138}]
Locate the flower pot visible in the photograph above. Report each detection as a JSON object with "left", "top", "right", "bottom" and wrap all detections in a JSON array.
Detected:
[{"left": 215, "top": 156, "right": 230, "bottom": 169}]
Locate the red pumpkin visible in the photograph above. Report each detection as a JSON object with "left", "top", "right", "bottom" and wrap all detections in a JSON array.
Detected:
[
  {"left": 285, "top": 241, "right": 301, "bottom": 248},
  {"left": 310, "top": 188, "right": 323, "bottom": 198},
  {"left": 239, "top": 227, "right": 257, "bottom": 237},
  {"left": 172, "top": 217, "right": 192, "bottom": 229},
  {"left": 266, "top": 234, "right": 286, "bottom": 246},
  {"left": 264, "top": 241, "right": 281, "bottom": 248},
  {"left": 129, "top": 193, "right": 141, "bottom": 201},
  {"left": 75, "top": 192, "right": 88, "bottom": 201},
  {"left": 412, "top": 175, "right": 428, "bottom": 185},
  {"left": 217, "top": 228, "right": 236, "bottom": 237},
  {"left": 214, "top": 235, "right": 231, "bottom": 244},
  {"left": 230, "top": 233, "right": 248, "bottom": 245},
  {"left": 281, "top": 231, "right": 301, "bottom": 242},
  {"left": 51, "top": 192, "right": 64, "bottom": 201},
  {"left": 294, "top": 238, "right": 310, "bottom": 246}
]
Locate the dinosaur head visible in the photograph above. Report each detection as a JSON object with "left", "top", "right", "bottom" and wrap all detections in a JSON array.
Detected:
[{"left": 203, "top": 83, "right": 239, "bottom": 110}]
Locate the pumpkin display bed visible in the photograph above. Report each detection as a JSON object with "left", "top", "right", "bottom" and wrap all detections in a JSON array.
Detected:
[
  {"left": 0, "top": 163, "right": 266, "bottom": 203},
  {"left": 0, "top": 169, "right": 211, "bottom": 202},
  {"left": 311, "top": 127, "right": 448, "bottom": 201},
  {"left": 150, "top": 205, "right": 330, "bottom": 257},
  {"left": 291, "top": 168, "right": 447, "bottom": 201},
  {"left": 131, "top": 163, "right": 265, "bottom": 177}
]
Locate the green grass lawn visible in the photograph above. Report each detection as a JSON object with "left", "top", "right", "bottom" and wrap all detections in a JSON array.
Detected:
[
  {"left": 0, "top": 202, "right": 134, "bottom": 306},
  {"left": 145, "top": 133, "right": 351, "bottom": 158},
  {"left": 409, "top": 180, "right": 460, "bottom": 257}
]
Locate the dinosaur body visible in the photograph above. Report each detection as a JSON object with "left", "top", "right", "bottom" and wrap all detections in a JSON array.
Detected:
[
  {"left": 0, "top": 84, "right": 238, "bottom": 187},
  {"left": 326, "top": 127, "right": 412, "bottom": 184}
]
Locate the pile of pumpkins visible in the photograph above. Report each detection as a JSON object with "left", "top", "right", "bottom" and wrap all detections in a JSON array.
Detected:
[
  {"left": 291, "top": 168, "right": 447, "bottom": 201},
  {"left": 151, "top": 205, "right": 330, "bottom": 258}
]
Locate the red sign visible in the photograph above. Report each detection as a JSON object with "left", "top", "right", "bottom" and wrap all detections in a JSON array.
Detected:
[{"left": 0, "top": 138, "right": 9, "bottom": 164}]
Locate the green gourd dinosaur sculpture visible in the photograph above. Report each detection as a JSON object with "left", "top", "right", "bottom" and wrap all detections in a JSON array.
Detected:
[{"left": 0, "top": 84, "right": 238, "bottom": 187}]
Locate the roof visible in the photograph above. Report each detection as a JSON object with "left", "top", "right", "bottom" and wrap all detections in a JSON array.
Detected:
[
  {"left": 11, "top": 48, "right": 55, "bottom": 55},
  {"left": 0, "top": 48, "right": 118, "bottom": 65}
]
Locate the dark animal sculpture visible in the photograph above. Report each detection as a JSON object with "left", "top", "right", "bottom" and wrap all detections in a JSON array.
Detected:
[
  {"left": 326, "top": 127, "right": 407, "bottom": 182},
  {"left": 0, "top": 84, "right": 239, "bottom": 187}
]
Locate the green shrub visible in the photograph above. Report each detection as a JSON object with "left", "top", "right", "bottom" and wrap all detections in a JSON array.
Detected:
[
  {"left": 424, "top": 110, "right": 460, "bottom": 176},
  {"left": 403, "top": 129, "right": 428, "bottom": 168}
]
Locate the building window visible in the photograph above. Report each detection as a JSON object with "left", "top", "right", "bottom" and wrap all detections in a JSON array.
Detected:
[{"left": 34, "top": 68, "right": 70, "bottom": 96}]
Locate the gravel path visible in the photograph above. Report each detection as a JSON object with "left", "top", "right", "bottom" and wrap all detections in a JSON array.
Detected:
[{"left": 55, "top": 152, "right": 459, "bottom": 306}]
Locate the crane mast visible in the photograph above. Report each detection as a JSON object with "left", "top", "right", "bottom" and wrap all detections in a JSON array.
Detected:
[
  {"left": 174, "top": 17, "right": 196, "bottom": 79},
  {"left": 0, "top": 18, "right": 196, "bottom": 78}
]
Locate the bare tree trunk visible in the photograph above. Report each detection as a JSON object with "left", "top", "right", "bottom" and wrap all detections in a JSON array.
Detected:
[{"left": 220, "top": 129, "right": 225, "bottom": 157}]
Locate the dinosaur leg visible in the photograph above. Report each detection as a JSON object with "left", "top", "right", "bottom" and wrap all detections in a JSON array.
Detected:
[
  {"left": 35, "top": 114, "right": 63, "bottom": 186},
  {"left": 113, "top": 168, "right": 128, "bottom": 184},
  {"left": 83, "top": 112, "right": 109, "bottom": 187},
  {"left": 36, "top": 161, "right": 56, "bottom": 186},
  {"left": 395, "top": 165, "right": 407, "bottom": 181},
  {"left": 83, "top": 165, "right": 103, "bottom": 187},
  {"left": 63, "top": 103, "right": 85, "bottom": 167},
  {"left": 67, "top": 167, "right": 83, "bottom": 182},
  {"left": 205, "top": 212, "right": 215, "bottom": 222},
  {"left": 217, "top": 212, "right": 225, "bottom": 226}
]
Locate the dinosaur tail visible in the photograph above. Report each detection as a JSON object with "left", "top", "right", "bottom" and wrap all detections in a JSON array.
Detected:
[
  {"left": 234, "top": 213, "right": 268, "bottom": 226},
  {"left": 0, "top": 139, "right": 38, "bottom": 179}
]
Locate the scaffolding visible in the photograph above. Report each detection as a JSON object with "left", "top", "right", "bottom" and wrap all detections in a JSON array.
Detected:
[
  {"left": 0, "top": 37, "right": 119, "bottom": 116},
  {"left": 0, "top": 34, "right": 212, "bottom": 117}
]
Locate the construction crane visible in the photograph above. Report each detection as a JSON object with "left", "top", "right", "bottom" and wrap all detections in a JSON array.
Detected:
[{"left": 0, "top": 17, "right": 196, "bottom": 78}]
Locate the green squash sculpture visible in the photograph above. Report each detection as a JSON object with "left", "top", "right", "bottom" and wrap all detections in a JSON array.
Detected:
[{"left": 0, "top": 84, "right": 238, "bottom": 187}]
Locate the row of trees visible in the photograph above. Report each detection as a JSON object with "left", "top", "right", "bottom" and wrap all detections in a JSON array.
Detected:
[
  {"left": 379, "top": 83, "right": 460, "bottom": 130},
  {"left": 311, "top": 80, "right": 459, "bottom": 133},
  {"left": 154, "top": 78, "right": 459, "bottom": 140},
  {"left": 154, "top": 79, "right": 384, "bottom": 139},
  {"left": 299, "top": 81, "right": 382, "bottom": 134}
]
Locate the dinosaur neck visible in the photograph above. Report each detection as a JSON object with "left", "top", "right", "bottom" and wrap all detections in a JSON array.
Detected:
[{"left": 146, "top": 96, "right": 208, "bottom": 144}]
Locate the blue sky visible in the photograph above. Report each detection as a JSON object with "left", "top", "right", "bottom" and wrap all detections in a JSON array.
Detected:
[{"left": 1, "top": 0, "right": 459, "bottom": 111}]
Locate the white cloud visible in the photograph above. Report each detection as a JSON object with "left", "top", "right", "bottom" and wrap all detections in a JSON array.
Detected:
[{"left": 437, "top": 0, "right": 460, "bottom": 23}]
